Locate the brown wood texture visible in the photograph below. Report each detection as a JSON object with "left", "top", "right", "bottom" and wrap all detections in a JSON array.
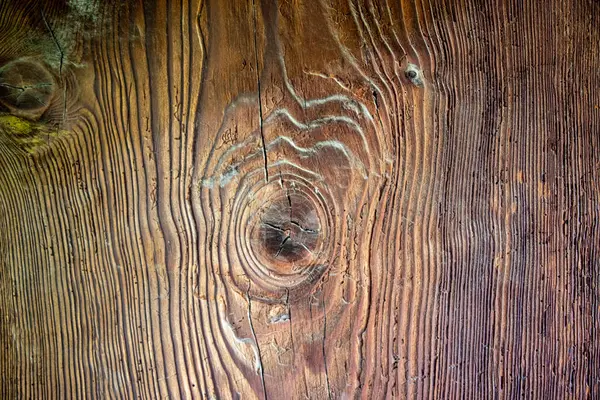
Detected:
[{"left": 1, "top": 0, "right": 599, "bottom": 398}]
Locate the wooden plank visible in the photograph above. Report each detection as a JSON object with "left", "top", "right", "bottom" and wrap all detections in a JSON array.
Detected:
[{"left": 0, "top": 0, "right": 598, "bottom": 398}]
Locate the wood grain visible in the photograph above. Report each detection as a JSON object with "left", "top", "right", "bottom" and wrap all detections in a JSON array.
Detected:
[{"left": 0, "top": 0, "right": 599, "bottom": 398}]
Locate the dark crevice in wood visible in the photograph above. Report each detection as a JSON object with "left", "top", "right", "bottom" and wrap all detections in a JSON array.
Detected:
[
  {"left": 251, "top": 0, "right": 268, "bottom": 183},
  {"left": 246, "top": 282, "right": 268, "bottom": 400}
]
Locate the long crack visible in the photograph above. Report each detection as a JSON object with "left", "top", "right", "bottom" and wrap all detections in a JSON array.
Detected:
[
  {"left": 262, "top": 222, "right": 285, "bottom": 232},
  {"left": 275, "top": 235, "right": 291, "bottom": 257},
  {"left": 251, "top": 0, "right": 268, "bottom": 183},
  {"left": 289, "top": 220, "right": 319, "bottom": 234}
]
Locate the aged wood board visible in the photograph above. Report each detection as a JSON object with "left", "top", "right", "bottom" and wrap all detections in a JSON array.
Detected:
[{"left": 0, "top": 0, "right": 599, "bottom": 398}]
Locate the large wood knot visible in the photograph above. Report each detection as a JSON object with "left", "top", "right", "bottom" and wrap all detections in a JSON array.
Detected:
[
  {"left": 0, "top": 59, "right": 55, "bottom": 120},
  {"left": 238, "top": 176, "right": 332, "bottom": 302},
  {"left": 254, "top": 191, "right": 321, "bottom": 271}
]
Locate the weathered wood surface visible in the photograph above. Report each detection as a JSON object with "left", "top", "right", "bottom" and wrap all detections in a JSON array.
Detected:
[{"left": 0, "top": 0, "right": 599, "bottom": 398}]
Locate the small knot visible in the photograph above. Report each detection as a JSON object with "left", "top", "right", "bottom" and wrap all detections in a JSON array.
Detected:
[{"left": 405, "top": 63, "right": 424, "bottom": 87}]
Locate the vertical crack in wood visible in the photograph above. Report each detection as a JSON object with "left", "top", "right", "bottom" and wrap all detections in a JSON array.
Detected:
[
  {"left": 371, "top": 90, "right": 385, "bottom": 136},
  {"left": 40, "top": 10, "right": 64, "bottom": 76},
  {"left": 285, "top": 289, "right": 296, "bottom": 362},
  {"left": 40, "top": 9, "right": 67, "bottom": 133},
  {"left": 275, "top": 235, "right": 290, "bottom": 258},
  {"left": 246, "top": 282, "right": 268, "bottom": 400},
  {"left": 322, "top": 298, "right": 332, "bottom": 400},
  {"left": 251, "top": 0, "right": 269, "bottom": 183}
]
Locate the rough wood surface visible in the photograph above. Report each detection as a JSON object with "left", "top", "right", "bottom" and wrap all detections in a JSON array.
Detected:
[{"left": 1, "top": 0, "right": 599, "bottom": 398}]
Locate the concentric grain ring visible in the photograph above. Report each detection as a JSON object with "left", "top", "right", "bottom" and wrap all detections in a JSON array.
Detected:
[
  {"left": 227, "top": 167, "right": 337, "bottom": 303},
  {"left": 0, "top": 59, "right": 55, "bottom": 120}
]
